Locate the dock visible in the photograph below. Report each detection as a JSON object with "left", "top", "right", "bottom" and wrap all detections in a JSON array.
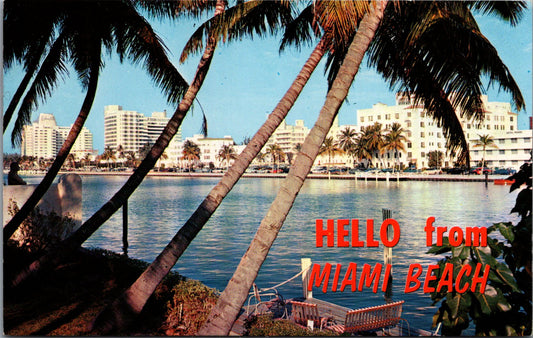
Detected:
[{"left": 229, "top": 254, "right": 434, "bottom": 336}]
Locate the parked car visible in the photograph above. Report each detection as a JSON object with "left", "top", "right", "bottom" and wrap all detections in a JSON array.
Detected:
[
  {"left": 312, "top": 166, "right": 328, "bottom": 174},
  {"left": 445, "top": 167, "right": 467, "bottom": 175},
  {"left": 493, "top": 168, "right": 516, "bottom": 175},
  {"left": 471, "top": 167, "right": 492, "bottom": 175},
  {"left": 402, "top": 168, "right": 420, "bottom": 173}
]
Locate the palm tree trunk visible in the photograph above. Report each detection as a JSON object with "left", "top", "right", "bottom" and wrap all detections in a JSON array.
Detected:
[
  {"left": 89, "top": 35, "right": 328, "bottom": 334},
  {"left": 199, "top": 2, "right": 387, "bottom": 335},
  {"left": 3, "top": 47, "right": 101, "bottom": 244}
]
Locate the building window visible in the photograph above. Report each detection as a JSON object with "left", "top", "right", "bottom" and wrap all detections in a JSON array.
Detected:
[
  {"left": 421, "top": 132, "right": 425, "bottom": 137},
  {"left": 420, "top": 121, "right": 425, "bottom": 127},
  {"left": 421, "top": 152, "right": 425, "bottom": 157},
  {"left": 510, "top": 116, "right": 514, "bottom": 122},
  {"left": 408, "top": 152, "right": 412, "bottom": 158},
  {"left": 385, "top": 114, "right": 391, "bottom": 120},
  {"left": 511, "top": 138, "right": 518, "bottom": 143},
  {"left": 512, "top": 149, "right": 518, "bottom": 154},
  {"left": 499, "top": 150, "right": 505, "bottom": 155},
  {"left": 360, "top": 117, "right": 364, "bottom": 123},
  {"left": 407, "top": 142, "right": 412, "bottom": 149},
  {"left": 407, "top": 112, "right": 412, "bottom": 117},
  {"left": 510, "top": 126, "right": 514, "bottom": 130},
  {"left": 421, "top": 142, "right": 425, "bottom": 148},
  {"left": 377, "top": 115, "right": 381, "bottom": 120},
  {"left": 369, "top": 116, "right": 373, "bottom": 122},
  {"left": 406, "top": 121, "right": 412, "bottom": 127},
  {"left": 395, "top": 113, "right": 399, "bottom": 119}
]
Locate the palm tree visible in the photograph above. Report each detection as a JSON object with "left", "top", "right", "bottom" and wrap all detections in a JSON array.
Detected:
[
  {"left": 125, "top": 151, "right": 137, "bottom": 168},
  {"left": 428, "top": 150, "right": 444, "bottom": 168},
  {"left": 182, "top": 140, "right": 201, "bottom": 172},
  {"left": 93, "top": 1, "right": 525, "bottom": 334},
  {"left": 382, "top": 122, "right": 407, "bottom": 172},
  {"left": 9, "top": 0, "right": 227, "bottom": 294},
  {"left": 199, "top": 4, "right": 388, "bottom": 334},
  {"left": 361, "top": 122, "right": 385, "bottom": 168},
  {"left": 265, "top": 144, "right": 285, "bottom": 172},
  {"left": 3, "top": 0, "right": 191, "bottom": 242},
  {"left": 88, "top": 2, "right": 355, "bottom": 331},
  {"left": 318, "top": 136, "right": 344, "bottom": 175},
  {"left": 337, "top": 126, "right": 357, "bottom": 167},
  {"left": 217, "top": 144, "right": 237, "bottom": 170},
  {"left": 66, "top": 153, "right": 76, "bottom": 169},
  {"left": 472, "top": 134, "right": 498, "bottom": 172},
  {"left": 101, "top": 146, "right": 116, "bottom": 169},
  {"left": 200, "top": 2, "right": 526, "bottom": 334}
]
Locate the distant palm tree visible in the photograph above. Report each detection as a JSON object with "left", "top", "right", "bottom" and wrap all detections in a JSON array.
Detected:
[
  {"left": 352, "top": 132, "right": 373, "bottom": 168},
  {"left": 428, "top": 150, "right": 444, "bottom": 168},
  {"left": 125, "top": 151, "right": 137, "bottom": 168},
  {"left": 318, "top": 136, "right": 344, "bottom": 174},
  {"left": 382, "top": 122, "right": 407, "bottom": 172},
  {"left": 101, "top": 146, "right": 116, "bottom": 169},
  {"left": 182, "top": 140, "right": 201, "bottom": 171},
  {"left": 360, "top": 122, "right": 385, "bottom": 167},
  {"left": 66, "top": 153, "right": 76, "bottom": 169},
  {"left": 472, "top": 134, "right": 498, "bottom": 172},
  {"left": 217, "top": 145, "right": 237, "bottom": 170},
  {"left": 337, "top": 126, "right": 357, "bottom": 167},
  {"left": 265, "top": 144, "right": 285, "bottom": 172}
]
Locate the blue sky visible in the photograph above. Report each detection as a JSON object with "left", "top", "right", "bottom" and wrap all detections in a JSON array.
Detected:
[{"left": 3, "top": 4, "right": 532, "bottom": 154}]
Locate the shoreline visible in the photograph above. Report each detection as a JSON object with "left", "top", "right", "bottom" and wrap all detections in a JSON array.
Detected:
[{"left": 17, "top": 169, "right": 512, "bottom": 182}]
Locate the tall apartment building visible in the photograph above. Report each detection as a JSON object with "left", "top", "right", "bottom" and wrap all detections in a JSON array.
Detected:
[
  {"left": 264, "top": 119, "right": 310, "bottom": 156},
  {"left": 104, "top": 105, "right": 182, "bottom": 157},
  {"left": 21, "top": 113, "right": 95, "bottom": 159},
  {"left": 356, "top": 93, "right": 528, "bottom": 169}
]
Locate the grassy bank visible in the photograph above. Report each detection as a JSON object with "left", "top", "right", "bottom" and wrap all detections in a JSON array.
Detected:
[{"left": 3, "top": 246, "right": 218, "bottom": 336}]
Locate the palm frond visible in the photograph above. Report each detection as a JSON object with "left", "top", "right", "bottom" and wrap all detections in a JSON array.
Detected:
[
  {"left": 11, "top": 33, "right": 69, "bottom": 146},
  {"left": 180, "top": 0, "right": 293, "bottom": 62},
  {"left": 279, "top": 4, "right": 318, "bottom": 52},
  {"left": 136, "top": 0, "right": 218, "bottom": 19},
  {"left": 469, "top": 1, "right": 527, "bottom": 26},
  {"left": 115, "top": 2, "right": 189, "bottom": 105}
]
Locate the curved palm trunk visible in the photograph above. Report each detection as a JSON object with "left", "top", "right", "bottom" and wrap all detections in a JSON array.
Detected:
[
  {"left": 3, "top": 50, "right": 101, "bottom": 244},
  {"left": 90, "top": 36, "right": 328, "bottom": 334},
  {"left": 199, "top": 2, "right": 387, "bottom": 335},
  {"left": 10, "top": 0, "right": 226, "bottom": 290}
]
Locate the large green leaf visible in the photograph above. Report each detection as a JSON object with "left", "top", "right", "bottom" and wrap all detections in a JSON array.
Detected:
[
  {"left": 472, "top": 246, "right": 519, "bottom": 291},
  {"left": 446, "top": 292, "right": 472, "bottom": 319},
  {"left": 451, "top": 244, "right": 470, "bottom": 260},
  {"left": 490, "top": 222, "right": 515, "bottom": 242}
]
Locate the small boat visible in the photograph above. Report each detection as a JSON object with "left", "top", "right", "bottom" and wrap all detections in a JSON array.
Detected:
[{"left": 494, "top": 179, "right": 515, "bottom": 185}]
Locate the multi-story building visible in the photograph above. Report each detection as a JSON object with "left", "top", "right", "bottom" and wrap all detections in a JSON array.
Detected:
[
  {"left": 104, "top": 105, "right": 181, "bottom": 158},
  {"left": 356, "top": 93, "right": 528, "bottom": 169},
  {"left": 175, "top": 134, "right": 236, "bottom": 168},
  {"left": 21, "top": 113, "right": 95, "bottom": 159},
  {"left": 264, "top": 119, "right": 310, "bottom": 157},
  {"left": 470, "top": 130, "right": 532, "bottom": 169}
]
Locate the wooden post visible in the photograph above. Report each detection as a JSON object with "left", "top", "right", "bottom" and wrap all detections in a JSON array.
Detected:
[
  {"left": 382, "top": 209, "right": 393, "bottom": 301},
  {"left": 123, "top": 199, "right": 129, "bottom": 254},
  {"left": 301, "top": 258, "right": 312, "bottom": 299}
]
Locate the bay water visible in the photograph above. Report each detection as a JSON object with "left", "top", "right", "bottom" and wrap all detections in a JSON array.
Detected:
[{"left": 20, "top": 175, "right": 521, "bottom": 332}]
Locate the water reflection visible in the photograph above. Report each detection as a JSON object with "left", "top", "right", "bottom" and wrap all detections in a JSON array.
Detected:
[{"left": 30, "top": 175, "right": 519, "bottom": 332}]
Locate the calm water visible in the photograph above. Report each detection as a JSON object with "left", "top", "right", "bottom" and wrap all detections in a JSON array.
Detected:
[{"left": 21, "top": 175, "right": 521, "bottom": 332}]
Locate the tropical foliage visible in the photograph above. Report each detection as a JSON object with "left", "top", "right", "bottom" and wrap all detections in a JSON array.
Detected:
[
  {"left": 428, "top": 163, "right": 531, "bottom": 335},
  {"left": 217, "top": 145, "right": 238, "bottom": 170},
  {"left": 472, "top": 134, "right": 498, "bottom": 171},
  {"left": 182, "top": 140, "right": 201, "bottom": 171}
]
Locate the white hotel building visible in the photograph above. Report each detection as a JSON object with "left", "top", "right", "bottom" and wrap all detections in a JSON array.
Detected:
[
  {"left": 356, "top": 93, "right": 531, "bottom": 169},
  {"left": 21, "top": 113, "right": 95, "bottom": 159},
  {"left": 104, "top": 105, "right": 182, "bottom": 158}
]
